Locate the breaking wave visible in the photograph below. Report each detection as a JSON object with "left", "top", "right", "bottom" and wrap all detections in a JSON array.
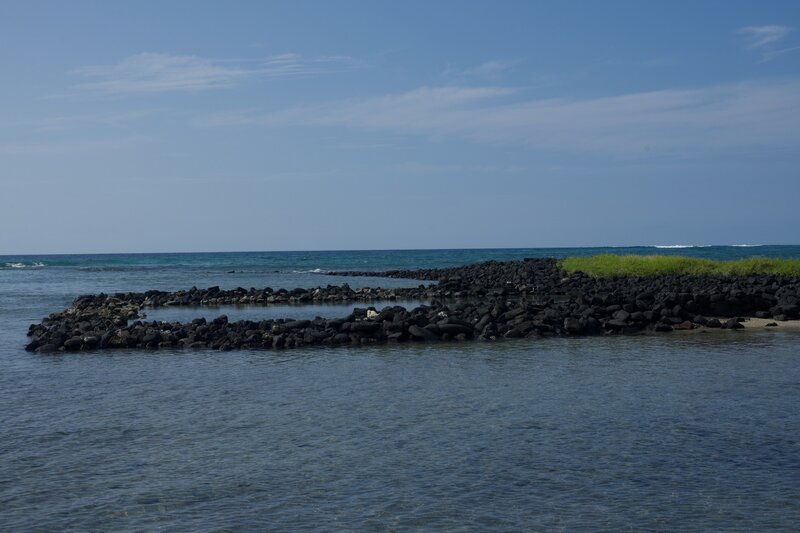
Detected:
[
  {"left": 652, "top": 245, "right": 711, "bottom": 249},
  {"left": 2, "top": 261, "right": 45, "bottom": 269},
  {"left": 652, "top": 244, "right": 762, "bottom": 249}
]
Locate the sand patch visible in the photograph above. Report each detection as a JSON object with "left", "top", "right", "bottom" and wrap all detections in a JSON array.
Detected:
[
  {"left": 731, "top": 317, "right": 800, "bottom": 330},
  {"left": 681, "top": 317, "right": 800, "bottom": 333}
]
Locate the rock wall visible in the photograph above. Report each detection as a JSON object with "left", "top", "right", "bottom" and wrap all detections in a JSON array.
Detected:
[{"left": 25, "top": 259, "right": 800, "bottom": 352}]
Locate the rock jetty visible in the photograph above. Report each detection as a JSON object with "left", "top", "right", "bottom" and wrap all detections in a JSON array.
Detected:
[{"left": 26, "top": 259, "right": 800, "bottom": 352}]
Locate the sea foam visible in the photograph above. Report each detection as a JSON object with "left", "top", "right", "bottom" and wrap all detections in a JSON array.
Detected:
[{"left": 3, "top": 261, "right": 45, "bottom": 269}]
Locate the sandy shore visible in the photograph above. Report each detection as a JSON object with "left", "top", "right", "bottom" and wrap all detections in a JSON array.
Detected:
[
  {"left": 738, "top": 317, "right": 800, "bottom": 329},
  {"left": 688, "top": 317, "right": 800, "bottom": 333}
]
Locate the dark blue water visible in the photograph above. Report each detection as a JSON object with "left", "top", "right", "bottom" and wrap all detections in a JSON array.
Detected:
[
  {"left": 3, "top": 244, "right": 799, "bottom": 274},
  {"left": 2, "top": 247, "right": 800, "bottom": 530}
]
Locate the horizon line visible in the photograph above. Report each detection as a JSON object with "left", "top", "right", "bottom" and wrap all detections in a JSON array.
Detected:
[{"left": 3, "top": 243, "right": 798, "bottom": 257}]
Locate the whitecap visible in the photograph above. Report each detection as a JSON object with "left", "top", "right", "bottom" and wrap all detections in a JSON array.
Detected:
[
  {"left": 3, "top": 261, "right": 45, "bottom": 269},
  {"left": 652, "top": 245, "right": 714, "bottom": 249}
]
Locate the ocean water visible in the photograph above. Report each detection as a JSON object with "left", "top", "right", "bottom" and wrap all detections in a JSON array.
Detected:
[{"left": 2, "top": 246, "right": 800, "bottom": 530}]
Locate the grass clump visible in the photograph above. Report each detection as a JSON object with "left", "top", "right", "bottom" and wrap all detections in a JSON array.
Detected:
[{"left": 559, "top": 254, "right": 800, "bottom": 278}]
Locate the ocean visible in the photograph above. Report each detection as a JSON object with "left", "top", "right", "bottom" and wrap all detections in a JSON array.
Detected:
[{"left": 2, "top": 246, "right": 799, "bottom": 530}]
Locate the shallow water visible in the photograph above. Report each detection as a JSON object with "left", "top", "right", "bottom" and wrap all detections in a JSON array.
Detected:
[
  {"left": 2, "top": 247, "right": 799, "bottom": 530},
  {"left": 140, "top": 301, "right": 431, "bottom": 324},
  {"left": 3, "top": 334, "right": 800, "bottom": 530}
]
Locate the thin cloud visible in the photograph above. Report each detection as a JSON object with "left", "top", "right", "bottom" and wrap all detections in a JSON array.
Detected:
[
  {"left": 196, "top": 86, "right": 517, "bottom": 127},
  {"left": 75, "top": 53, "right": 250, "bottom": 93},
  {"left": 73, "top": 53, "right": 362, "bottom": 95},
  {"left": 760, "top": 45, "right": 800, "bottom": 63},
  {"left": 737, "top": 25, "right": 798, "bottom": 62},
  {"left": 0, "top": 136, "right": 148, "bottom": 155},
  {"left": 258, "top": 53, "right": 363, "bottom": 77},
  {"left": 396, "top": 161, "right": 527, "bottom": 175},
  {"left": 0, "top": 109, "right": 158, "bottom": 131},
  {"left": 197, "top": 80, "right": 800, "bottom": 156},
  {"left": 461, "top": 59, "right": 519, "bottom": 77},
  {"left": 443, "top": 59, "right": 520, "bottom": 81},
  {"left": 738, "top": 25, "right": 792, "bottom": 49}
]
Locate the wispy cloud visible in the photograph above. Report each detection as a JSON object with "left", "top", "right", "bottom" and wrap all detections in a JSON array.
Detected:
[
  {"left": 0, "top": 136, "right": 148, "bottom": 155},
  {"left": 760, "top": 45, "right": 800, "bottom": 63},
  {"left": 737, "top": 25, "right": 798, "bottom": 62},
  {"left": 462, "top": 59, "right": 519, "bottom": 77},
  {"left": 0, "top": 109, "right": 158, "bottom": 131},
  {"left": 197, "top": 80, "right": 800, "bottom": 156},
  {"left": 75, "top": 53, "right": 249, "bottom": 93},
  {"left": 738, "top": 25, "right": 792, "bottom": 49},
  {"left": 258, "top": 53, "right": 362, "bottom": 77},
  {"left": 73, "top": 53, "right": 362, "bottom": 95},
  {"left": 283, "top": 86, "right": 518, "bottom": 134},
  {"left": 443, "top": 59, "right": 520, "bottom": 81},
  {"left": 396, "top": 161, "right": 527, "bottom": 176},
  {"left": 197, "top": 86, "right": 517, "bottom": 127}
]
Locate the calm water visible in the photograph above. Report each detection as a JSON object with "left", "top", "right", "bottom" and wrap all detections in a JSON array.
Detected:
[{"left": 2, "top": 246, "right": 800, "bottom": 530}]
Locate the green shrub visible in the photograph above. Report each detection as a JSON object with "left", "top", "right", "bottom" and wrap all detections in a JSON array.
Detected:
[{"left": 559, "top": 254, "right": 800, "bottom": 277}]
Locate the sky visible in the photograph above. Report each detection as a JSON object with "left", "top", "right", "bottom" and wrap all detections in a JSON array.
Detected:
[{"left": 1, "top": 0, "right": 799, "bottom": 254}]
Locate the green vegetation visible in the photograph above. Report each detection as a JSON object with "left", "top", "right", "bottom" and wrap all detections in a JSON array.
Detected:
[{"left": 559, "top": 254, "right": 800, "bottom": 278}]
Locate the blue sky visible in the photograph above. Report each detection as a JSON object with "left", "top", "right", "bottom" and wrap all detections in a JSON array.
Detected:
[{"left": 1, "top": 0, "right": 799, "bottom": 254}]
